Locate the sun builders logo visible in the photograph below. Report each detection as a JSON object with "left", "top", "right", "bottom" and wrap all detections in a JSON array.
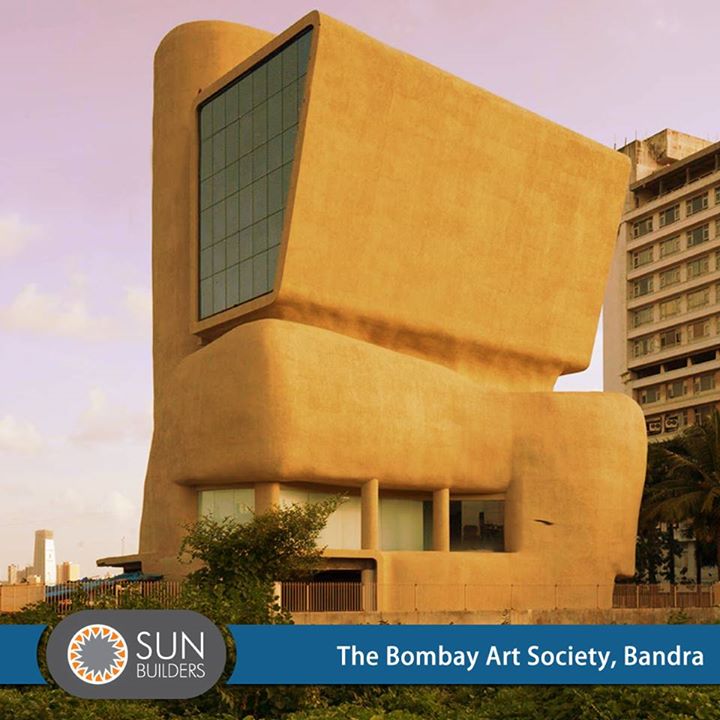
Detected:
[
  {"left": 67, "top": 623, "right": 128, "bottom": 684},
  {"left": 47, "top": 610, "right": 225, "bottom": 699}
]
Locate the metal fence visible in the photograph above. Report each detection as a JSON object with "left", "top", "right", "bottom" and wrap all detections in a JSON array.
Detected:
[
  {"left": 613, "top": 583, "right": 716, "bottom": 609},
  {"left": 281, "top": 581, "right": 375, "bottom": 612},
  {"left": 2, "top": 581, "right": 719, "bottom": 614},
  {"left": 42, "top": 580, "right": 184, "bottom": 615},
  {"left": 287, "top": 583, "right": 719, "bottom": 613}
]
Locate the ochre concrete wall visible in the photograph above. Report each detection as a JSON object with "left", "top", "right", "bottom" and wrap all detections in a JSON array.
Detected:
[
  {"left": 138, "top": 21, "right": 272, "bottom": 565},
  {"left": 151, "top": 21, "right": 272, "bottom": 395},
  {"left": 132, "top": 14, "right": 647, "bottom": 612},
  {"left": 292, "top": 607, "right": 720, "bottom": 626},
  {"left": 0, "top": 584, "right": 44, "bottom": 613},
  {"left": 274, "top": 14, "right": 629, "bottom": 384}
]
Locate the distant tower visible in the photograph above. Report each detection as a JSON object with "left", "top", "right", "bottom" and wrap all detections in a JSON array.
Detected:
[
  {"left": 56, "top": 561, "right": 80, "bottom": 584},
  {"left": 33, "top": 529, "right": 57, "bottom": 585},
  {"left": 7, "top": 564, "right": 18, "bottom": 584}
]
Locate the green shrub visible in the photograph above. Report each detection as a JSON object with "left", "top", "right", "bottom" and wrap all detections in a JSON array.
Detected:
[
  {"left": 284, "top": 705, "right": 429, "bottom": 720},
  {"left": 0, "top": 688, "right": 166, "bottom": 720},
  {"left": 471, "top": 685, "right": 720, "bottom": 720}
]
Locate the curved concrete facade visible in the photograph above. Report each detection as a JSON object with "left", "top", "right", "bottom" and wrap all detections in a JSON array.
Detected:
[{"left": 119, "top": 12, "right": 647, "bottom": 611}]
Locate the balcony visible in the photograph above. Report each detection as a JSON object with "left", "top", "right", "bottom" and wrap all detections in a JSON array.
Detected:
[
  {"left": 625, "top": 168, "right": 720, "bottom": 223},
  {"left": 628, "top": 334, "right": 720, "bottom": 370}
]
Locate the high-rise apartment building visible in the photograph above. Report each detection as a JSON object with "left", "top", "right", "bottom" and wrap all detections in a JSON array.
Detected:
[
  {"left": 605, "top": 129, "right": 720, "bottom": 438},
  {"left": 32, "top": 529, "right": 57, "bottom": 586},
  {"left": 56, "top": 561, "right": 80, "bottom": 584}
]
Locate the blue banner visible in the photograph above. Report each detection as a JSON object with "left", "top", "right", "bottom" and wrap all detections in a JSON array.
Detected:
[
  {"left": 0, "top": 625, "right": 47, "bottom": 685},
  {"left": 228, "top": 624, "right": 720, "bottom": 685}
]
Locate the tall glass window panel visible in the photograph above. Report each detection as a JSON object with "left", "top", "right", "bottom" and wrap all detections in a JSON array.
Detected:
[
  {"left": 379, "top": 498, "right": 426, "bottom": 551},
  {"left": 279, "top": 485, "right": 361, "bottom": 550},
  {"left": 198, "top": 488, "right": 255, "bottom": 525},
  {"left": 198, "top": 28, "right": 312, "bottom": 319}
]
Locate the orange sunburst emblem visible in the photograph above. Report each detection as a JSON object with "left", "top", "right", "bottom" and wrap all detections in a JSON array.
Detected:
[{"left": 66, "top": 624, "right": 128, "bottom": 685}]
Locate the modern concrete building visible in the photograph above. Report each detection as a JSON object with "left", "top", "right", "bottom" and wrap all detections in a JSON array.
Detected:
[
  {"left": 56, "top": 561, "right": 80, "bottom": 584},
  {"left": 12, "top": 565, "right": 32, "bottom": 584},
  {"left": 604, "top": 129, "right": 720, "bottom": 437},
  {"left": 604, "top": 129, "right": 720, "bottom": 583},
  {"left": 5, "top": 565, "right": 18, "bottom": 585},
  {"left": 33, "top": 529, "right": 57, "bottom": 586},
  {"left": 99, "top": 12, "right": 646, "bottom": 612}
]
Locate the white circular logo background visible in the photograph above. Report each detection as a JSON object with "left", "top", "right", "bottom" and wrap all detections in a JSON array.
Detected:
[{"left": 67, "top": 624, "right": 128, "bottom": 685}]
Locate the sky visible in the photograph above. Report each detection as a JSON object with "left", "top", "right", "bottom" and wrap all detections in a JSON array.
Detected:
[{"left": 1, "top": 0, "right": 719, "bottom": 578}]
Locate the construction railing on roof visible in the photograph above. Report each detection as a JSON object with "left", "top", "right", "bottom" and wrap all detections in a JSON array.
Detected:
[{"left": 38, "top": 579, "right": 182, "bottom": 614}]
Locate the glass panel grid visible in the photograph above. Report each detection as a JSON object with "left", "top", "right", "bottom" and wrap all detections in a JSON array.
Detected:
[
  {"left": 280, "top": 485, "right": 361, "bottom": 550},
  {"left": 198, "top": 28, "right": 312, "bottom": 320},
  {"left": 198, "top": 488, "right": 255, "bottom": 524}
]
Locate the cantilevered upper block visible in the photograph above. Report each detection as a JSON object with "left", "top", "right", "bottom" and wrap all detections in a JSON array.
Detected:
[{"left": 190, "top": 11, "right": 629, "bottom": 387}]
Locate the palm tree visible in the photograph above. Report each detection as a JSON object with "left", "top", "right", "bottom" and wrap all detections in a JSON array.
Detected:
[
  {"left": 641, "top": 409, "right": 720, "bottom": 583},
  {"left": 638, "top": 436, "right": 685, "bottom": 583}
]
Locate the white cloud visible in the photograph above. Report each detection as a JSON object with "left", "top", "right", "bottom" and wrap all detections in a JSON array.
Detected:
[
  {"left": 124, "top": 285, "right": 152, "bottom": 329},
  {"left": 68, "top": 271, "right": 89, "bottom": 291},
  {"left": 71, "top": 388, "right": 152, "bottom": 446},
  {"left": 0, "top": 414, "right": 43, "bottom": 453},
  {"left": 0, "top": 283, "right": 113, "bottom": 340},
  {"left": 653, "top": 14, "right": 679, "bottom": 35},
  {"left": 0, "top": 282, "right": 153, "bottom": 341},
  {"left": 108, "top": 491, "right": 136, "bottom": 520},
  {"left": 0, "top": 214, "right": 38, "bottom": 260}
]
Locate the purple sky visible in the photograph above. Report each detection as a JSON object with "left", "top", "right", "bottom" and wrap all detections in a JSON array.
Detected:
[{"left": 1, "top": 0, "right": 718, "bottom": 578}]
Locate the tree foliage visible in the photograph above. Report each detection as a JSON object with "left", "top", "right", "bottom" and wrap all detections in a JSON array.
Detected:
[
  {"left": 634, "top": 438, "right": 687, "bottom": 582},
  {"left": 180, "top": 497, "right": 343, "bottom": 587},
  {"left": 641, "top": 410, "right": 720, "bottom": 578},
  {"left": 177, "top": 497, "right": 342, "bottom": 626},
  {"left": 175, "top": 497, "right": 344, "bottom": 717},
  {"left": 634, "top": 523, "right": 684, "bottom": 584}
]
